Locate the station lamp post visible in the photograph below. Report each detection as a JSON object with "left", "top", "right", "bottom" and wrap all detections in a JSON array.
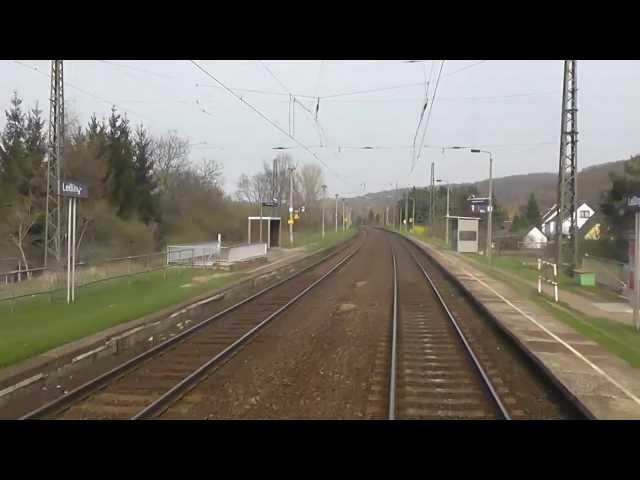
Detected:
[
  {"left": 450, "top": 146, "right": 494, "bottom": 262},
  {"left": 335, "top": 194, "right": 339, "bottom": 233},
  {"left": 436, "top": 179, "right": 452, "bottom": 246},
  {"left": 321, "top": 184, "right": 327, "bottom": 239}
]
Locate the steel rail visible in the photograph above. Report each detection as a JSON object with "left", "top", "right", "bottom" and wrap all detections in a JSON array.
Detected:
[
  {"left": 133, "top": 244, "right": 361, "bottom": 419},
  {"left": 402, "top": 241, "right": 511, "bottom": 420},
  {"left": 20, "top": 235, "right": 361, "bottom": 420},
  {"left": 388, "top": 247, "right": 398, "bottom": 420}
]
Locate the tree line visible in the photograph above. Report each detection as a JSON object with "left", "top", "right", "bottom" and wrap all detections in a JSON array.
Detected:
[{"left": 0, "top": 91, "right": 325, "bottom": 271}]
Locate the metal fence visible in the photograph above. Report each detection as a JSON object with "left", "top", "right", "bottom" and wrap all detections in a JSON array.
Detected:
[
  {"left": 166, "top": 243, "right": 220, "bottom": 266},
  {"left": 166, "top": 242, "right": 267, "bottom": 266},
  {"left": 0, "top": 248, "right": 195, "bottom": 307},
  {"left": 1, "top": 240, "right": 268, "bottom": 311}
]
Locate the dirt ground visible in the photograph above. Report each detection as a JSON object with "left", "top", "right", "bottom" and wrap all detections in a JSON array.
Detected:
[{"left": 160, "top": 229, "right": 394, "bottom": 419}]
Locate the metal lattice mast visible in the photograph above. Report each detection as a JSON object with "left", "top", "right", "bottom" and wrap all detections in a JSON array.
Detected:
[
  {"left": 555, "top": 60, "right": 579, "bottom": 271},
  {"left": 44, "top": 60, "right": 64, "bottom": 266}
]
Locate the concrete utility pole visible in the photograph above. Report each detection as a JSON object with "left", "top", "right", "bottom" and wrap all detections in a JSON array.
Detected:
[
  {"left": 437, "top": 179, "right": 451, "bottom": 245},
  {"left": 446, "top": 184, "right": 450, "bottom": 245},
  {"left": 405, "top": 189, "right": 409, "bottom": 232},
  {"left": 556, "top": 60, "right": 579, "bottom": 272},
  {"left": 470, "top": 150, "right": 494, "bottom": 262},
  {"left": 411, "top": 197, "right": 416, "bottom": 232},
  {"left": 321, "top": 184, "right": 327, "bottom": 239},
  {"left": 44, "top": 60, "right": 64, "bottom": 267},
  {"left": 335, "top": 194, "right": 339, "bottom": 232},
  {"left": 288, "top": 166, "right": 295, "bottom": 246},
  {"left": 342, "top": 199, "right": 346, "bottom": 232},
  {"left": 430, "top": 161, "right": 435, "bottom": 225}
]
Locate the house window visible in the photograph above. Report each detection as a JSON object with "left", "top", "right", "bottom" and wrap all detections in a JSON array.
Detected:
[{"left": 579, "top": 210, "right": 590, "bottom": 218}]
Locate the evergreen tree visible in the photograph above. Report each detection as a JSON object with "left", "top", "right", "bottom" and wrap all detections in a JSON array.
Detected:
[
  {"left": 105, "top": 107, "right": 137, "bottom": 219},
  {"left": 524, "top": 192, "right": 541, "bottom": 227},
  {"left": 24, "top": 102, "right": 46, "bottom": 196},
  {"left": 599, "top": 155, "right": 640, "bottom": 260},
  {"left": 511, "top": 213, "right": 529, "bottom": 232},
  {"left": 133, "top": 124, "right": 158, "bottom": 224},
  {"left": 0, "top": 91, "right": 27, "bottom": 197}
]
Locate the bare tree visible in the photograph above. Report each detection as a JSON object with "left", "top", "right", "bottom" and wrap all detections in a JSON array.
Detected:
[
  {"left": 235, "top": 168, "right": 271, "bottom": 205},
  {"left": 297, "top": 163, "right": 324, "bottom": 209},
  {"left": 1, "top": 196, "right": 42, "bottom": 277},
  {"left": 152, "top": 130, "right": 190, "bottom": 193},
  {"left": 194, "top": 157, "right": 223, "bottom": 187}
]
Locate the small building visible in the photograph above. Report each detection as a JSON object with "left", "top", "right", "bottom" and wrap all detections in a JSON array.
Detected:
[
  {"left": 521, "top": 226, "right": 548, "bottom": 249},
  {"left": 247, "top": 216, "right": 281, "bottom": 248},
  {"left": 541, "top": 201, "right": 595, "bottom": 237},
  {"left": 578, "top": 210, "right": 603, "bottom": 240},
  {"left": 447, "top": 215, "right": 481, "bottom": 253}
]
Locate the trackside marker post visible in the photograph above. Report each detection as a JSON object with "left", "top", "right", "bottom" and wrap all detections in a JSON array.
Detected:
[{"left": 538, "top": 258, "right": 559, "bottom": 302}]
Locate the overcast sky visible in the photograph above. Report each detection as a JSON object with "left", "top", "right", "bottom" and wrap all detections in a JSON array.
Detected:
[{"left": 2, "top": 60, "right": 639, "bottom": 198}]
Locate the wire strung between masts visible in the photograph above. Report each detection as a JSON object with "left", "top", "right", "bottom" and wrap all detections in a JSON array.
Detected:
[{"left": 189, "top": 60, "right": 358, "bottom": 189}]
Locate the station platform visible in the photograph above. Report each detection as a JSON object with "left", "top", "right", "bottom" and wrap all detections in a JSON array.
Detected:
[{"left": 408, "top": 235, "right": 640, "bottom": 419}]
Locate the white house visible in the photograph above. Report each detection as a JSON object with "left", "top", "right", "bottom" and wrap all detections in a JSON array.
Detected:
[
  {"left": 522, "top": 226, "right": 548, "bottom": 249},
  {"left": 541, "top": 202, "right": 595, "bottom": 237}
]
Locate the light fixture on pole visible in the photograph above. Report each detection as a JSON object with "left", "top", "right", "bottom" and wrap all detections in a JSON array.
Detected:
[
  {"left": 335, "top": 194, "right": 339, "bottom": 233},
  {"left": 288, "top": 166, "right": 296, "bottom": 246},
  {"left": 321, "top": 184, "right": 327, "bottom": 239},
  {"left": 468, "top": 148, "right": 494, "bottom": 262},
  {"left": 437, "top": 179, "right": 452, "bottom": 246}
]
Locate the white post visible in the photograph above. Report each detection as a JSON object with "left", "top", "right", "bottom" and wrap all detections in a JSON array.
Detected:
[
  {"left": 538, "top": 258, "right": 542, "bottom": 294},
  {"left": 259, "top": 203, "right": 263, "bottom": 242},
  {"left": 635, "top": 211, "right": 640, "bottom": 330},
  {"left": 66, "top": 198, "right": 72, "bottom": 304},
  {"left": 445, "top": 186, "right": 450, "bottom": 246},
  {"left": 248, "top": 218, "right": 251, "bottom": 244},
  {"left": 553, "top": 263, "right": 559, "bottom": 303},
  {"left": 71, "top": 198, "right": 77, "bottom": 303}
]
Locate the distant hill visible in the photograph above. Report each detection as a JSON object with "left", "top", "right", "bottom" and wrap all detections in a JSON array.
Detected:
[{"left": 348, "top": 157, "right": 631, "bottom": 218}]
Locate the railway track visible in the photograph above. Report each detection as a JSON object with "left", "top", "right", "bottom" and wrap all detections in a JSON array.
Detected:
[
  {"left": 21, "top": 234, "right": 363, "bottom": 420},
  {"left": 387, "top": 232, "right": 585, "bottom": 420}
]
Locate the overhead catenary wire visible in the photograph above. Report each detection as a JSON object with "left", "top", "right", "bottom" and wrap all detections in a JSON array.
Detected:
[
  {"left": 13, "top": 60, "right": 158, "bottom": 127},
  {"left": 413, "top": 60, "right": 446, "bottom": 172},
  {"left": 189, "top": 60, "right": 356, "bottom": 188},
  {"left": 410, "top": 61, "right": 435, "bottom": 167},
  {"left": 98, "top": 60, "right": 178, "bottom": 81},
  {"left": 442, "top": 60, "right": 487, "bottom": 78}
]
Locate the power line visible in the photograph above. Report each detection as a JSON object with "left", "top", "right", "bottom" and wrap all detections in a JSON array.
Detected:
[
  {"left": 442, "top": 60, "right": 487, "bottom": 78},
  {"left": 189, "top": 60, "right": 355, "bottom": 187},
  {"left": 13, "top": 60, "right": 157, "bottom": 126},
  {"left": 98, "top": 60, "right": 178, "bottom": 81},
  {"left": 259, "top": 61, "right": 291, "bottom": 94},
  {"left": 326, "top": 90, "right": 559, "bottom": 103},
  {"left": 321, "top": 82, "right": 425, "bottom": 99},
  {"left": 410, "top": 61, "right": 434, "bottom": 166},
  {"left": 414, "top": 60, "right": 446, "bottom": 170}
]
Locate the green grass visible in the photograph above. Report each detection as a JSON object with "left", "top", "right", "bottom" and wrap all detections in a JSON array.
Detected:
[
  {"left": 463, "top": 253, "right": 622, "bottom": 303},
  {"left": 282, "top": 229, "right": 357, "bottom": 252},
  {"left": 0, "top": 268, "right": 245, "bottom": 368},
  {"left": 461, "top": 256, "right": 640, "bottom": 367}
]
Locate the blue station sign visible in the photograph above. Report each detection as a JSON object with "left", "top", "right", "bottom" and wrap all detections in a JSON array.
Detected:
[{"left": 61, "top": 180, "right": 88, "bottom": 199}]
